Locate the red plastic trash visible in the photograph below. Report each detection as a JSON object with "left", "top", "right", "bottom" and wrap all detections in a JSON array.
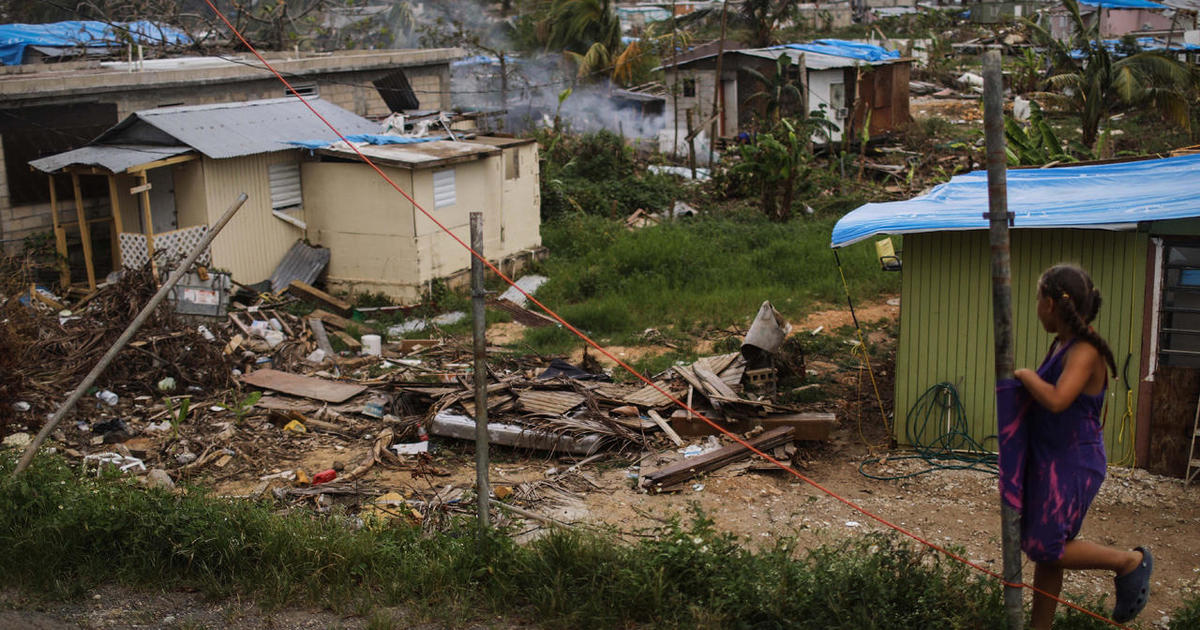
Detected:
[{"left": 312, "top": 469, "right": 337, "bottom": 485}]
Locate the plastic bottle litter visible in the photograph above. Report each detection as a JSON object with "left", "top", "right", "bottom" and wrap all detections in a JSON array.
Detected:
[
  {"left": 312, "top": 469, "right": 337, "bottom": 485},
  {"left": 12, "top": 401, "right": 30, "bottom": 412},
  {"left": 263, "top": 330, "right": 284, "bottom": 348},
  {"left": 197, "top": 325, "right": 216, "bottom": 341},
  {"left": 96, "top": 390, "right": 118, "bottom": 406}
]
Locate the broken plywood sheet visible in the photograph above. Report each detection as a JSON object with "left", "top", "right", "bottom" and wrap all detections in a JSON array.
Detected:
[
  {"left": 254, "top": 394, "right": 319, "bottom": 413},
  {"left": 242, "top": 368, "right": 367, "bottom": 403},
  {"left": 515, "top": 389, "right": 586, "bottom": 415}
]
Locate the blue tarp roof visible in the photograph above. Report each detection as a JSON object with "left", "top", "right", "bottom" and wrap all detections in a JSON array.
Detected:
[
  {"left": 830, "top": 154, "right": 1200, "bottom": 248},
  {"left": 776, "top": 39, "right": 901, "bottom": 62},
  {"left": 0, "top": 20, "right": 190, "bottom": 66},
  {"left": 287, "top": 134, "right": 447, "bottom": 150},
  {"left": 1078, "top": 0, "right": 1168, "bottom": 8},
  {"left": 1070, "top": 37, "right": 1200, "bottom": 58}
]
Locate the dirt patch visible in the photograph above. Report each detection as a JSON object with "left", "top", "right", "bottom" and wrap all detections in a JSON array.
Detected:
[{"left": 797, "top": 298, "right": 899, "bottom": 333}]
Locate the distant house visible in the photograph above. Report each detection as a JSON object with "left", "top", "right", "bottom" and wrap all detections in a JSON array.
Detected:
[
  {"left": 1043, "top": 0, "right": 1195, "bottom": 39},
  {"left": 29, "top": 98, "right": 542, "bottom": 302},
  {"left": 0, "top": 46, "right": 464, "bottom": 249},
  {"left": 831, "top": 154, "right": 1200, "bottom": 476},
  {"left": 656, "top": 39, "right": 912, "bottom": 143}
]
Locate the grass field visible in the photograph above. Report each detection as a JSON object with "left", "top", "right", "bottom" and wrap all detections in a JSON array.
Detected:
[{"left": 7, "top": 451, "right": 1186, "bottom": 629}]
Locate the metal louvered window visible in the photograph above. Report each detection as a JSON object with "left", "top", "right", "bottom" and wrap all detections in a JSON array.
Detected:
[
  {"left": 269, "top": 163, "right": 303, "bottom": 210},
  {"left": 433, "top": 168, "right": 456, "bottom": 208}
]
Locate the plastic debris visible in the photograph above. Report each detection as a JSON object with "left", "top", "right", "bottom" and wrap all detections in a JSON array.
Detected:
[
  {"left": 95, "top": 390, "right": 118, "bottom": 406},
  {"left": 391, "top": 441, "right": 430, "bottom": 455},
  {"left": 283, "top": 419, "right": 307, "bottom": 433}
]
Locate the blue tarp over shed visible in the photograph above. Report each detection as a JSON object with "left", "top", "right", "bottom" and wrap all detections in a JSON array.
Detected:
[
  {"left": 777, "top": 39, "right": 901, "bottom": 62},
  {"left": 830, "top": 154, "right": 1200, "bottom": 248},
  {"left": 0, "top": 20, "right": 190, "bottom": 65}
]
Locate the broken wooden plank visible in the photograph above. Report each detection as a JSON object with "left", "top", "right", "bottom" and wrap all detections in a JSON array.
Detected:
[
  {"left": 309, "top": 309, "right": 377, "bottom": 334},
  {"left": 752, "top": 412, "right": 837, "bottom": 441},
  {"left": 693, "top": 363, "right": 739, "bottom": 399},
  {"left": 332, "top": 330, "right": 362, "bottom": 351},
  {"left": 647, "top": 409, "right": 684, "bottom": 446},
  {"left": 254, "top": 394, "right": 319, "bottom": 413},
  {"left": 288, "top": 280, "right": 351, "bottom": 316},
  {"left": 640, "top": 426, "right": 795, "bottom": 490},
  {"left": 308, "top": 318, "right": 334, "bottom": 357},
  {"left": 242, "top": 368, "right": 366, "bottom": 403}
]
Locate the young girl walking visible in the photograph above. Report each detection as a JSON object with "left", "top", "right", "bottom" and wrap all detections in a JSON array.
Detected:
[{"left": 1011, "top": 264, "right": 1152, "bottom": 628}]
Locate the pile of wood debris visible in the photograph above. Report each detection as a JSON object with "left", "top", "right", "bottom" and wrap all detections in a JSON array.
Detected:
[{"left": 1, "top": 258, "right": 837, "bottom": 531}]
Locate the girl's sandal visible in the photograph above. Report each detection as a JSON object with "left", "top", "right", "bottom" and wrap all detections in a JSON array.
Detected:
[{"left": 1112, "top": 547, "right": 1152, "bottom": 623}]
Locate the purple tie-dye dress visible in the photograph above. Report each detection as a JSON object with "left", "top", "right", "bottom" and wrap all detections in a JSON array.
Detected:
[{"left": 997, "top": 339, "right": 1107, "bottom": 563}]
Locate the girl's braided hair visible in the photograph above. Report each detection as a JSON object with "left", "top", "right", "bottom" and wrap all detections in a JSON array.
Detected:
[{"left": 1038, "top": 264, "right": 1117, "bottom": 376}]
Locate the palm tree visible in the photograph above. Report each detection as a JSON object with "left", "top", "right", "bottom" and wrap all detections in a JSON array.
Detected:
[
  {"left": 541, "top": 0, "right": 642, "bottom": 83},
  {"left": 743, "top": 54, "right": 802, "bottom": 124},
  {"left": 1028, "top": 0, "right": 1198, "bottom": 148}
]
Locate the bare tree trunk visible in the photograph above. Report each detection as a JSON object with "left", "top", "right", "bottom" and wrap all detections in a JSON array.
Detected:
[{"left": 708, "top": 0, "right": 729, "bottom": 168}]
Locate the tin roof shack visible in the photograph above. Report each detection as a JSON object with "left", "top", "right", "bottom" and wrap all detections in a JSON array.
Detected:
[
  {"left": 657, "top": 39, "right": 911, "bottom": 143},
  {"left": 0, "top": 47, "right": 463, "bottom": 250},
  {"left": 1043, "top": 0, "right": 1191, "bottom": 40},
  {"left": 301, "top": 135, "right": 542, "bottom": 302},
  {"left": 831, "top": 153, "right": 1200, "bottom": 476},
  {"left": 29, "top": 98, "right": 377, "bottom": 291}
]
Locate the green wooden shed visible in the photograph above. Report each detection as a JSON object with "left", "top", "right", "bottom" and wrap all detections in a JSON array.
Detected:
[{"left": 832, "top": 154, "right": 1200, "bottom": 475}]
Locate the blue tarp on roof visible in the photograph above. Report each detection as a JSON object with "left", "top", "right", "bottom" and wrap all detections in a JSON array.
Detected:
[
  {"left": 287, "top": 134, "right": 448, "bottom": 149},
  {"left": 1070, "top": 37, "right": 1200, "bottom": 58},
  {"left": 0, "top": 20, "right": 190, "bottom": 65},
  {"left": 777, "top": 39, "right": 901, "bottom": 63},
  {"left": 830, "top": 154, "right": 1200, "bottom": 248},
  {"left": 1078, "top": 0, "right": 1168, "bottom": 8}
]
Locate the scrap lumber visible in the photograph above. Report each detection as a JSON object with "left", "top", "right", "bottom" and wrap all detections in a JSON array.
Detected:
[
  {"left": 487, "top": 297, "right": 557, "bottom": 327},
  {"left": 288, "top": 280, "right": 351, "bottom": 316},
  {"left": 693, "top": 364, "right": 739, "bottom": 399},
  {"left": 753, "top": 412, "right": 837, "bottom": 441},
  {"left": 332, "top": 330, "right": 362, "bottom": 351},
  {"left": 640, "top": 426, "right": 795, "bottom": 490},
  {"left": 647, "top": 409, "right": 684, "bottom": 446},
  {"left": 241, "top": 368, "right": 366, "bottom": 403},
  {"left": 309, "top": 308, "right": 377, "bottom": 334}
]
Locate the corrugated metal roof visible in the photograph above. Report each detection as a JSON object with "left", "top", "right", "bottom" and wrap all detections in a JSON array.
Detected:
[
  {"left": 29, "top": 144, "right": 191, "bottom": 173},
  {"left": 268, "top": 240, "right": 331, "bottom": 293},
  {"left": 96, "top": 97, "right": 378, "bottom": 160},
  {"left": 318, "top": 139, "right": 500, "bottom": 169}
]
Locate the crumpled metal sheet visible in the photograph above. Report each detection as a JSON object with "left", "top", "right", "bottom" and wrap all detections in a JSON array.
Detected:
[{"left": 268, "top": 240, "right": 330, "bottom": 293}]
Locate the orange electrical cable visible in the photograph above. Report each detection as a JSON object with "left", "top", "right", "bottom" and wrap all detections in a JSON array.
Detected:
[{"left": 199, "top": 3, "right": 1133, "bottom": 626}]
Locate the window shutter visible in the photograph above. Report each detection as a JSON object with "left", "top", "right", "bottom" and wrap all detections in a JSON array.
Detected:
[
  {"left": 433, "top": 168, "right": 456, "bottom": 208},
  {"left": 269, "top": 163, "right": 303, "bottom": 210}
]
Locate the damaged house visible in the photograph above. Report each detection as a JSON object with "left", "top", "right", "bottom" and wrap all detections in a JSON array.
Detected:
[
  {"left": 29, "top": 97, "right": 542, "bottom": 302},
  {"left": 1, "top": 44, "right": 464, "bottom": 250},
  {"left": 655, "top": 39, "right": 912, "bottom": 143}
]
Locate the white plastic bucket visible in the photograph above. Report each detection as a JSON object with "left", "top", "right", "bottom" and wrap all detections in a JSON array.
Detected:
[{"left": 361, "top": 334, "right": 382, "bottom": 356}]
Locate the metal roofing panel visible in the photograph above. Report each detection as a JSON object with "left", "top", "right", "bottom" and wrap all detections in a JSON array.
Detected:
[
  {"left": 28, "top": 144, "right": 191, "bottom": 173},
  {"left": 104, "top": 98, "right": 378, "bottom": 160},
  {"left": 268, "top": 240, "right": 331, "bottom": 293},
  {"left": 319, "top": 139, "right": 500, "bottom": 169},
  {"left": 515, "top": 389, "right": 586, "bottom": 415}
]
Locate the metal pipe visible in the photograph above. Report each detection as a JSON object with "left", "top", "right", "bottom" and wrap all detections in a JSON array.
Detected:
[
  {"left": 982, "top": 49, "right": 1023, "bottom": 630},
  {"left": 469, "top": 212, "right": 491, "bottom": 529},
  {"left": 14, "top": 192, "right": 249, "bottom": 476}
]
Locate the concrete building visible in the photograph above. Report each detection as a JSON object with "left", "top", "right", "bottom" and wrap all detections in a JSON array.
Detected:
[
  {"left": 29, "top": 97, "right": 542, "bottom": 302},
  {"left": 0, "top": 48, "right": 463, "bottom": 249}
]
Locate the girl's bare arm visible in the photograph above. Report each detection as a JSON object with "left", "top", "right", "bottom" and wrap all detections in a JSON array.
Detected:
[{"left": 1014, "top": 343, "right": 1098, "bottom": 413}]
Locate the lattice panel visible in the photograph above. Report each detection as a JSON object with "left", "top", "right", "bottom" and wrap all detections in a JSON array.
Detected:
[
  {"left": 153, "top": 225, "right": 210, "bottom": 267},
  {"left": 119, "top": 233, "right": 149, "bottom": 269}
]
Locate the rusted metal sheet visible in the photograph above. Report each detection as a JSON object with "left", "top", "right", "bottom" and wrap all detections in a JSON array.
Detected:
[
  {"left": 515, "top": 389, "right": 585, "bottom": 415},
  {"left": 269, "top": 240, "right": 331, "bottom": 293}
]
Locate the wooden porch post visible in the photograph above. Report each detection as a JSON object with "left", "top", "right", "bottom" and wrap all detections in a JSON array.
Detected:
[
  {"left": 70, "top": 172, "right": 97, "bottom": 290},
  {"left": 107, "top": 175, "right": 125, "bottom": 270},
  {"left": 138, "top": 171, "right": 156, "bottom": 261},
  {"left": 48, "top": 175, "right": 69, "bottom": 290}
]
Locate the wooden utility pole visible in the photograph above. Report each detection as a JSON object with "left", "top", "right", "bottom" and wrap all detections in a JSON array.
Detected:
[
  {"left": 708, "top": 0, "right": 729, "bottom": 168},
  {"left": 982, "top": 49, "right": 1023, "bottom": 630},
  {"left": 469, "top": 212, "right": 491, "bottom": 530}
]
